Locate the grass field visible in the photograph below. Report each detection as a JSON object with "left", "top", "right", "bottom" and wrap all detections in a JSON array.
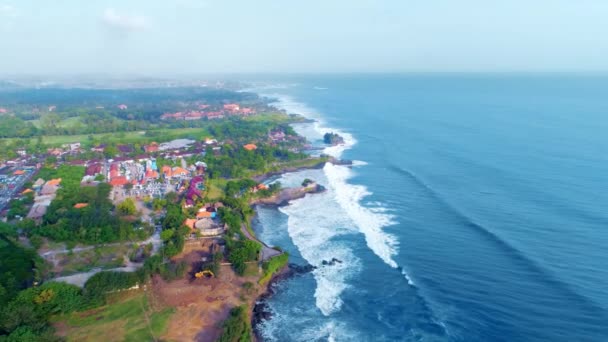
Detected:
[
  {"left": 54, "top": 244, "right": 131, "bottom": 276},
  {"left": 3, "top": 127, "right": 212, "bottom": 147},
  {"left": 28, "top": 116, "right": 86, "bottom": 129},
  {"left": 206, "top": 178, "right": 227, "bottom": 201},
  {"left": 55, "top": 291, "right": 174, "bottom": 342}
]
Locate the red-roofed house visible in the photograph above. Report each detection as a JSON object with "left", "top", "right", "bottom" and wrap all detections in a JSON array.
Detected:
[
  {"left": 161, "top": 165, "right": 172, "bottom": 178},
  {"left": 243, "top": 144, "right": 257, "bottom": 151},
  {"left": 109, "top": 176, "right": 129, "bottom": 187},
  {"left": 144, "top": 142, "right": 159, "bottom": 153},
  {"left": 172, "top": 167, "right": 189, "bottom": 178},
  {"left": 223, "top": 104, "right": 240, "bottom": 112}
]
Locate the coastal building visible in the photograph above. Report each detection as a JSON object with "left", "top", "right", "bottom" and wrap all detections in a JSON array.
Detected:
[{"left": 243, "top": 144, "right": 257, "bottom": 151}]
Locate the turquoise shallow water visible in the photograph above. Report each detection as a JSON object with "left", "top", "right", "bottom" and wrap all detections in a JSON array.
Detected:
[{"left": 251, "top": 74, "right": 608, "bottom": 342}]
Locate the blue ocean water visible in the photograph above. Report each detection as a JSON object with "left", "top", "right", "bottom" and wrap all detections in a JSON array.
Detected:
[{"left": 251, "top": 75, "right": 608, "bottom": 342}]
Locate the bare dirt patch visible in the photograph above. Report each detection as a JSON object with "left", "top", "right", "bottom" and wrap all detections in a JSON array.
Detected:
[{"left": 155, "top": 241, "right": 261, "bottom": 342}]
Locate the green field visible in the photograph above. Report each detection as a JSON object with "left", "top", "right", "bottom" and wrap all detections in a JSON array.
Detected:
[
  {"left": 206, "top": 178, "right": 227, "bottom": 201},
  {"left": 55, "top": 291, "right": 174, "bottom": 342},
  {"left": 3, "top": 127, "right": 212, "bottom": 147},
  {"left": 28, "top": 116, "right": 87, "bottom": 129}
]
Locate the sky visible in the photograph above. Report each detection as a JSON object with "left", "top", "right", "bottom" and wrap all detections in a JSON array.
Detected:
[{"left": 0, "top": 0, "right": 607, "bottom": 75}]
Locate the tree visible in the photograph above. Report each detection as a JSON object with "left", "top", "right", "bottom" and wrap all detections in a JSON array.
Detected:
[
  {"left": 160, "top": 229, "right": 174, "bottom": 241},
  {"left": 117, "top": 198, "right": 137, "bottom": 216}
]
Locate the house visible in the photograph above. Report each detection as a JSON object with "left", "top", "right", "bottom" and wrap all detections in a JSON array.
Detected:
[
  {"left": 117, "top": 145, "right": 133, "bottom": 154},
  {"left": 21, "top": 189, "right": 33, "bottom": 195},
  {"left": 243, "top": 144, "right": 257, "bottom": 151},
  {"left": 16, "top": 148, "right": 27, "bottom": 157},
  {"left": 40, "top": 184, "right": 59, "bottom": 196},
  {"left": 32, "top": 178, "right": 45, "bottom": 189},
  {"left": 74, "top": 203, "right": 89, "bottom": 209},
  {"left": 145, "top": 169, "right": 159, "bottom": 179},
  {"left": 13, "top": 170, "right": 25, "bottom": 176},
  {"left": 92, "top": 144, "right": 107, "bottom": 153},
  {"left": 241, "top": 107, "right": 255, "bottom": 115},
  {"left": 161, "top": 165, "right": 172, "bottom": 178},
  {"left": 48, "top": 148, "right": 63, "bottom": 156},
  {"left": 46, "top": 178, "right": 62, "bottom": 186},
  {"left": 269, "top": 130, "right": 286, "bottom": 142},
  {"left": 251, "top": 183, "right": 269, "bottom": 193},
  {"left": 223, "top": 104, "right": 240, "bottom": 112},
  {"left": 69, "top": 142, "right": 81, "bottom": 151},
  {"left": 144, "top": 142, "right": 159, "bottom": 153},
  {"left": 109, "top": 176, "right": 129, "bottom": 187},
  {"left": 109, "top": 163, "right": 120, "bottom": 179},
  {"left": 206, "top": 112, "right": 224, "bottom": 120},
  {"left": 86, "top": 163, "right": 103, "bottom": 176},
  {"left": 196, "top": 211, "right": 213, "bottom": 219},
  {"left": 184, "top": 219, "right": 197, "bottom": 231},
  {"left": 171, "top": 167, "right": 189, "bottom": 178},
  {"left": 118, "top": 104, "right": 128, "bottom": 110},
  {"left": 195, "top": 161, "right": 206, "bottom": 175}
]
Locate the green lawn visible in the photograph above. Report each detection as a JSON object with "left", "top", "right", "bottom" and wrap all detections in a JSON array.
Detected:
[
  {"left": 56, "top": 291, "right": 174, "bottom": 342},
  {"left": 206, "top": 178, "right": 227, "bottom": 201}
]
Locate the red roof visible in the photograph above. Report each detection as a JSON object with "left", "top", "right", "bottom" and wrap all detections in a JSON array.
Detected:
[
  {"left": 109, "top": 176, "right": 129, "bottom": 186},
  {"left": 243, "top": 144, "right": 257, "bottom": 151}
]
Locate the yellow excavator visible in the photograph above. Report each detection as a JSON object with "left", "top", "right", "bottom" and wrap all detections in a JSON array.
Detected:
[{"left": 195, "top": 270, "right": 215, "bottom": 278}]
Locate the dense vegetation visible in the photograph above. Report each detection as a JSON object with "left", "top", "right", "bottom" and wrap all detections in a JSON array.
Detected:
[
  {"left": 0, "top": 87, "right": 259, "bottom": 138},
  {"left": 259, "top": 253, "right": 289, "bottom": 285},
  {"left": 0, "top": 282, "right": 85, "bottom": 340},
  {"left": 160, "top": 195, "right": 188, "bottom": 258},
  {"left": 217, "top": 305, "right": 252, "bottom": 342},
  {"left": 0, "top": 229, "right": 45, "bottom": 307},
  {"left": 33, "top": 168, "right": 149, "bottom": 244}
]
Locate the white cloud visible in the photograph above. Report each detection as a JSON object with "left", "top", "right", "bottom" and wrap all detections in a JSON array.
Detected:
[
  {"left": 0, "top": 4, "right": 18, "bottom": 18},
  {"left": 101, "top": 8, "right": 149, "bottom": 31}
]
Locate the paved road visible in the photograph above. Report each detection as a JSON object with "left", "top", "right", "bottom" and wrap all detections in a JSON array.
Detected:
[{"left": 240, "top": 224, "right": 282, "bottom": 261}]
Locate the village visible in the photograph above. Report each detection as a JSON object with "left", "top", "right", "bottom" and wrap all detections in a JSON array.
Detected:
[{"left": 0, "top": 94, "right": 331, "bottom": 341}]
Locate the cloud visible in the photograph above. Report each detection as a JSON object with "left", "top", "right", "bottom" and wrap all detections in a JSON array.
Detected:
[
  {"left": 101, "top": 8, "right": 149, "bottom": 31},
  {"left": 0, "top": 4, "right": 18, "bottom": 18}
]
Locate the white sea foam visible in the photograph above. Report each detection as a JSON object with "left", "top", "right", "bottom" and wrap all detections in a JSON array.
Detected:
[
  {"left": 263, "top": 92, "right": 412, "bottom": 317},
  {"left": 351, "top": 160, "right": 369, "bottom": 167},
  {"left": 324, "top": 163, "right": 399, "bottom": 268},
  {"left": 279, "top": 189, "right": 360, "bottom": 316}
]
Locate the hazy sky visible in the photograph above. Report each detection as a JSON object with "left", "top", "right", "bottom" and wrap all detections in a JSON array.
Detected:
[{"left": 1, "top": 0, "right": 607, "bottom": 75}]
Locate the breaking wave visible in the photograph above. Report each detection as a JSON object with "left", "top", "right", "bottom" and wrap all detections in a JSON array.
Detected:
[{"left": 265, "top": 92, "right": 411, "bottom": 314}]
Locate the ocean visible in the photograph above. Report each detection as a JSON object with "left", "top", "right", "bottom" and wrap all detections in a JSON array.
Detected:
[{"left": 249, "top": 74, "right": 608, "bottom": 342}]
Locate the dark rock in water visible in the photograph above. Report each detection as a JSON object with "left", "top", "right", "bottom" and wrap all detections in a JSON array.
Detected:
[
  {"left": 321, "top": 258, "right": 343, "bottom": 266},
  {"left": 253, "top": 301, "right": 273, "bottom": 322},
  {"left": 288, "top": 263, "right": 316, "bottom": 274}
]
